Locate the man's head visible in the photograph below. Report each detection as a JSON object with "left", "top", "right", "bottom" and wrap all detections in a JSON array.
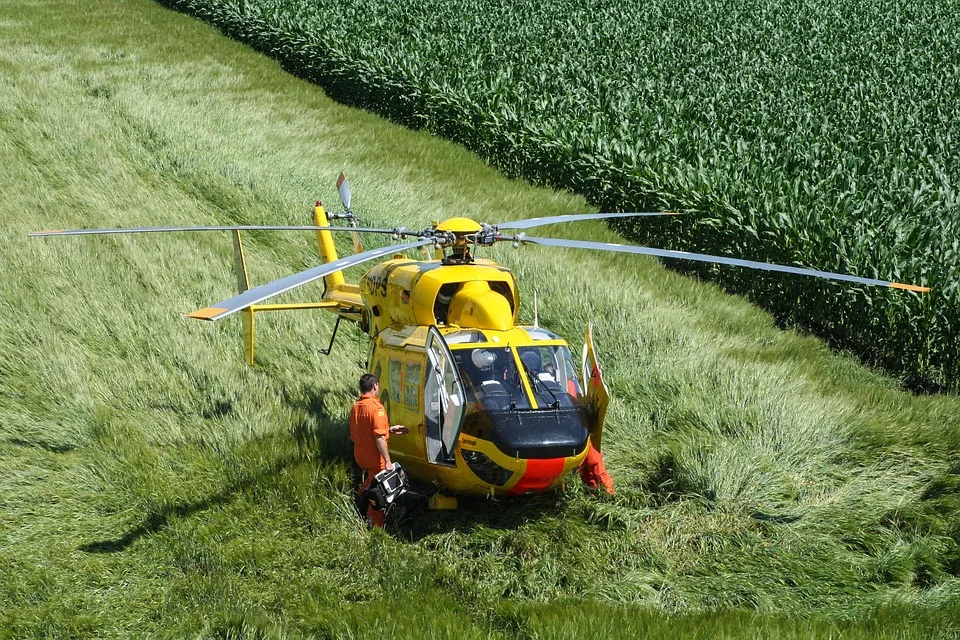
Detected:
[
  {"left": 359, "top": 373, "right": 379, "bottom": 395},
  {"left": 521, "top": 349, "right": 541, "bottom": 372}
]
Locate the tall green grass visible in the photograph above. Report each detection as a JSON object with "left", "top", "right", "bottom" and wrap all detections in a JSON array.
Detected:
[
  {"left": 1, "top": 0, "right": 959, "bottom": 637},
  {"left": 155, "top": 0, "right": 960, "bottom": 390}
]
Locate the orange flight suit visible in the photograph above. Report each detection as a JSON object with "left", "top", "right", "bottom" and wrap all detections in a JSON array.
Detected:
[
  {"left": 350, "top": 395, "right": 391, "bottom": 528},
  {"left": 580, "top": 442, "right": 615, "bottom": 494}
]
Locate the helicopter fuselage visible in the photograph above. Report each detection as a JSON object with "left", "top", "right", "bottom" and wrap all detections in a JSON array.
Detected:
[{"left": 355, "top": 257, "right": 594, "bottom": 500}]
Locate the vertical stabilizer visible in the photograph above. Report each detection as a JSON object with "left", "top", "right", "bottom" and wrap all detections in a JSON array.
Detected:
[{"left": 230, "top": 230, "right": 256, "bottom": 366}]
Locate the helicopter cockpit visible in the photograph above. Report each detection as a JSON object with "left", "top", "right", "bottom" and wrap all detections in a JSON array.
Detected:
[
  {"left": 454, "top": 346, "right": 528, "bottom": 410},
  {"left": 450, "top": 337, "right": 590, "bottom": 460}
]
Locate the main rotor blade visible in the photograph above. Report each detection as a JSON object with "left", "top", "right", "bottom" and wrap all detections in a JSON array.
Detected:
[
  {"left": 189, "top": 238, "right": 433, "bottom": 322},
  {"left": 337, "top": 172, "right": 352, "bottom": 211},
  {"left": 508, "top": 236, "right": 930, "bottom": 292},
  {"left": 497, "top": 211, "right": 681, "bottom": 231},
  {"left": 30, "top": 225, "right": 398, "bottom": 237}
]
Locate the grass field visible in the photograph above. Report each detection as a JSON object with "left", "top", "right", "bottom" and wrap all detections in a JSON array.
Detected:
[{"left": 2, "top": 0, "right": 960, "bottom": 638}]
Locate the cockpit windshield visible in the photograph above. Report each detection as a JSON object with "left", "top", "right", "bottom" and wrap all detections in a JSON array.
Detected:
[
  {"left": 452, "top": 344, "right": 582, "bottom": 411},
  {"left": 516, "top": 345, "right": 582, "bottom": 406},
  {"left": 453, "top": 347, "right": 531, "bottom": 410}
]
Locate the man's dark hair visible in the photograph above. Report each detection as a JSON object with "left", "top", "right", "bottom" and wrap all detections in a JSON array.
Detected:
[{"left": 359, "top": 373, "right": 378, "bottom": 394}]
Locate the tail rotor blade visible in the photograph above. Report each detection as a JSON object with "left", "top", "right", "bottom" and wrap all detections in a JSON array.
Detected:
[
  {"left": 337, "top": 172, "right": 352, "bottom": 211},
  {"left": 348, "top": 216, "right": 364, "bottom": 254},
  {"left": 350, "top": 230, "right": 364, "bottom": 254},
  {"left": 506, "top": 235, "right": 930, "bottom": 292}
]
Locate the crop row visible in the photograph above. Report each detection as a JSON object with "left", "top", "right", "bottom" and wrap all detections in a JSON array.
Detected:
[{"left": 160, "top": 0, "right": 960, "bottom": 389}]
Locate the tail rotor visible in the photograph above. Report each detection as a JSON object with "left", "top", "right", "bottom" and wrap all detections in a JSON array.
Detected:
[{"left": 336, "top": 172, "right": 364, "bottom": 254}]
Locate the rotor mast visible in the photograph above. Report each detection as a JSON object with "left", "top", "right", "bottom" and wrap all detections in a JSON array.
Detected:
[{"left": 434, "top": 217, "right": 484, "bottom": 264}]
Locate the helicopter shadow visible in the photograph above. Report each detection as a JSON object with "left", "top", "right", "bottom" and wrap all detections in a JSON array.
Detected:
[
  {"left": 287, "top": 385, "right": 354, "bottom": 466},
  {"left": 390, "top": 491, "right": 569, "bottom": 543},
  {"left": 81, "top": 386, "right": 353, "bottom": 555},
  {"left": 79, "top": 445, "right": 303, "bottom": 554}
]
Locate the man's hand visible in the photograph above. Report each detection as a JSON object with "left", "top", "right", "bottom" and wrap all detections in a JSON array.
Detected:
[{"left": 389, "top": 425, "right": 409, "bottom": 435}]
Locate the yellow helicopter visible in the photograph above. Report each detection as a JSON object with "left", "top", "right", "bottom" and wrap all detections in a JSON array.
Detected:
[{"left": 32, "top": 174, "right": 930, "bottom": 509}]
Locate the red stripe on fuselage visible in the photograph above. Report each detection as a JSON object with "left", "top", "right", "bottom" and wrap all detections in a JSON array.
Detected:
[{"left": 508, "top": 457, "right": 566, "bottom": 495}]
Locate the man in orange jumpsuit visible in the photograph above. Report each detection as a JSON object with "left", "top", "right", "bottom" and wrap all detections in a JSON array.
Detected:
[{"left": 350, "top": 373, "right": 408, "bottom": 528}]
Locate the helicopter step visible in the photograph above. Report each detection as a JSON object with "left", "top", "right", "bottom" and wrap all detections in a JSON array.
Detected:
[
  {"left": 400, "top": 477, "right": 459, "bottom": 510},
  {"left": 427, "top": 493, "right": 458, "bottom": 510}
]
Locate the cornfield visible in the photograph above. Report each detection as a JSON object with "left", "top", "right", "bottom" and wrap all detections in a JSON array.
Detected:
[{"left": 161, "top": 0, "right": 960, "bottom": 389}]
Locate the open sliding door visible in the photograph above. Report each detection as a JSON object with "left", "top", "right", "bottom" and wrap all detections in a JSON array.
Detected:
[{"left": 424, "top": 326, "right": 466, "bottom": 465}]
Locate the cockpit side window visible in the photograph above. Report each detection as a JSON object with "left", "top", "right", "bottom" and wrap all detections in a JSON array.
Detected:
[{"left": 559, "top": 349, "right": 583, "bottom": 397}]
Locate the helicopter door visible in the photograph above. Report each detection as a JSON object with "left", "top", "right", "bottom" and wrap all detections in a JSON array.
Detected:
[
  {"left": 424, "top": 326, "right": 466, "bottom": 465},
  {"left": 581, "top": 322, "right": 610, "bottom": 451}
]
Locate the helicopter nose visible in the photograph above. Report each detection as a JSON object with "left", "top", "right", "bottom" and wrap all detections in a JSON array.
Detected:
[{"left": 507, "top": 457, "right": 566, "bottom": 495}]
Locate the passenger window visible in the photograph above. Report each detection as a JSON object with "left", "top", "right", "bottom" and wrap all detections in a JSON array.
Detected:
[
  {"left": 389, "top": 359, "right": 403, "bottom": 403},
  {"left": 404, "top": 362, "right": 421, "bottom": 408}
]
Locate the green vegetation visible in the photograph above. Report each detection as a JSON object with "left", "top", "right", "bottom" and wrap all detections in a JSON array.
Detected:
[
  {"left": 156, "top": 0, "right": 960, "bottom": 389},
  {"left": 1, "top": 0, "right": 959, "bottom": 637}
]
